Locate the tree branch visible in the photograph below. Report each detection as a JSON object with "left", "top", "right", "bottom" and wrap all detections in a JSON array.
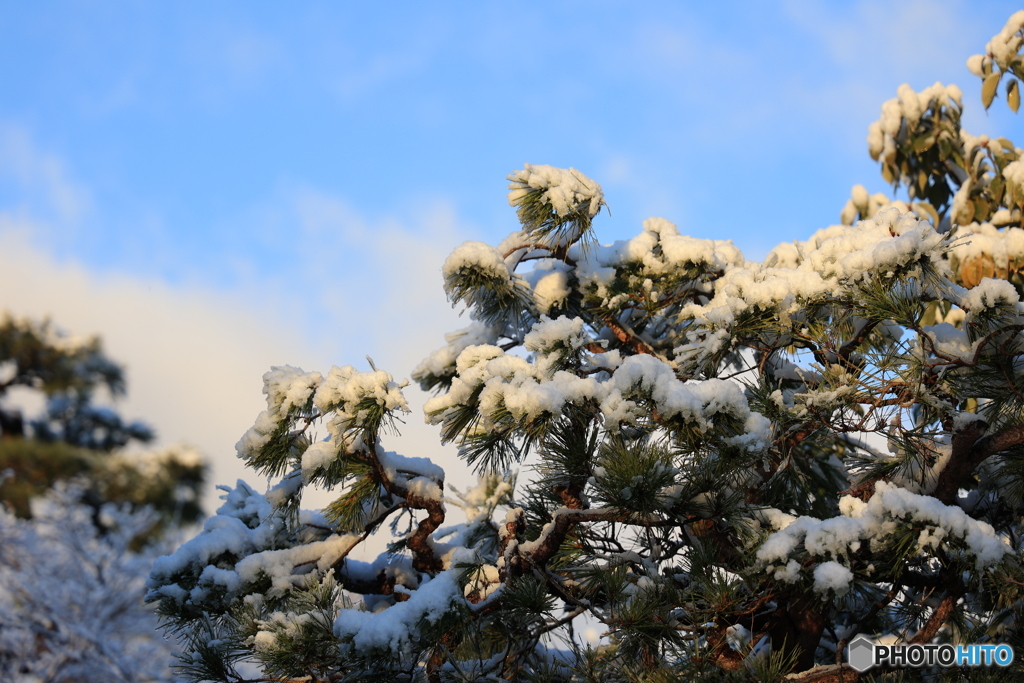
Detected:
[
  {"left": 933, "top": 419, "right": 1024, "bottom": 504},
  {"left": 521, "top": 507, "right": 677, "bottom": 569},
  {"left": 361, "top": 449, "right": 446, "bottom": 572},
  {"left": 909, "top": 593, "right": 959, "bottom": 644},
  {"left": 783, "top": 664, "right": 860, "bottom": 683},
  {"left": 604, "top": 317, "right": 656, "bottom": 356},
  {"left": 838, "top": 319, "right": 880, "bottom": 363}
]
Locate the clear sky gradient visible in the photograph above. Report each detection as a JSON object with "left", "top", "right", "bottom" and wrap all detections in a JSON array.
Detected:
[{"left": 1, "top": 1, "right": 1021, "bottom": 510}]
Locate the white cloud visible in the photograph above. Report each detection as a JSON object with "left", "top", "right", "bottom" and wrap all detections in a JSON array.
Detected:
[
  {"left": 286, "top": 185, "right": 467, "bottom": 369},
  {"left": 782, "top": 0, "right": 981, "bottom": 77},
  {"left": 0, "top": 125, "right": 92, "bottom": 227},
  {"left": 0, "top": 186, "right": 478, "bottom": 514},
  {"left": 272, "top": 186, "right": 480, "bottom": 503},
  {"left": 0, "top": 223, "right": 300, "bottom": 510}
]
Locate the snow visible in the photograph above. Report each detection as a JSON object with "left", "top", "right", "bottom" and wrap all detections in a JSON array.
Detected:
[
  {"left": 772, "top": 559, "right": 802, "bottom": 582},
  {"left": 149, "top": 479, "right": 341, "bottom": 608},
  {"left": 992, "top": 208, "right": 1015, "bottom": 226},
  {"left": 867, "top": 122, "right": 885, "bottom": 159},
  {"left": 425, "top": 337, "right": 768, "bottom": 445},
  {"left": 966, "top": 54, "right": 987, "bottom": 78},
  {"left": 672, "top": 209, "right": 950, "bottom": 360},
  {"left": 507, "top": 163, "right": 605, "bottom": 220},
  {"left": 301, "top": 440, "right": 340, "bottom": 481},
  {"left": 851, "top": 184, "right": 869, "bottom": 208},
  {"left": 238, "top": 362, "right": 411, "bottom": 472},
  {"left": 522, "top": 259, "right": 573, "bottom": 313},
  {"left": 377, "top": 448, "right": 446, "bottom": 484},
  {"left": 2, "top": 487, "right": 177, "bottom": 682},
  {"left": 266, "top": 469, "right": 302, "bottom": 508},
  {"left": 462, "top": 563, "right": 501, "bottom": 600},
  {"left": 234, "top": 533, "right": 362, "bottom": 596},
  {"left": 314, "top": 364, "right": 410, "bottom": 418},
  {"left": 952, "top": 411, "right": 987, "bottom": 433},
  {"left": 463, "top": 480, "right": 513, "bottom": 515},
  {"left": 572, "top": 218, "right": 742, "bottom": 289},
  {"left": 758, "top": 508, "right": 797, "bottom": 530},
  {"left": 757, "top": 482, "right": 1011, "bottom": 582},
  {"left": 950, "top": 223, "right": 1024, "bottom": 276},
  {"left": 523, "top": 315, "right": 589, "bottom": 354},
  {"left": 923, "top": 322, "right": 977, "bottom": 364},
  {"left": 215, "top": 478, "right": 274, "bottom": 526},
  {"left": 235, "top": 409, "right": 278, "bottom": 460},
  {"left": 960, "top": 276, "right": 1020, "bottom": 311},
  {"left": 985, "top": 11, "right": 1024, "bottom": 66},
  {"left": 442, "top": 241, "right": 511, "bottom": 282},
  {"left": 405, "top": 475, "right": 443, "bottom": 502},
  {"left": 951, "top": 180, "right": 973, "bottom": 227},
  {"left": 661, "top": 233, "right": 741, "bottom": 269},
  {"left": 813, "top": 561, "right": 854, "bottom": 594},
  {"left": 871, "top": 482, "right": 1009, "bottom": 566},
  {"left": 413, "top": 321, "right": 501, "bottom": 386},
  {"left": 1003, "top": 160, "right": 1024, "bottom": 191},
  {"left": 333, "top": 570, "right": 464, "bottom": 656},
  {"left": 725, "top": 624, "right": 752, "bottom": 651},
  {"left": 264, "top": 365, "right": 322, "bottom": 416},
  {"left": 148, "top": 513, "right": 257, "bottom": 594},
  {"left": 611, "top": 355, "right": 751, "bottom": 430},
  {"left": 871, "top": 82, "right": 962, "bottom": 157}
]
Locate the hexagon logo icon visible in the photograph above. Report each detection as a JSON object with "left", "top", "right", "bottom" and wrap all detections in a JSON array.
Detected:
[{"left": 848, "top": 635, "right": 875, "bottom": 672}]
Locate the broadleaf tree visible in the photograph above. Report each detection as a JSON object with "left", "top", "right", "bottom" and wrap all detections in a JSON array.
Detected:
[{"left": 150, "top": 12, "right": 1024, "bottom": 682}]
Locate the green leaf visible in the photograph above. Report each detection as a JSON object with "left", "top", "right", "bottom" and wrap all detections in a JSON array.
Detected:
[
  {"left": 920, "top": 300, "right": 941, "bottom": 327},
  {"left": 938, "top": 138, "right": 953, "bottom": 160},
  {"left": 910, "top": 133, "right": 935, "bottom": 153},
  {"left": 983, "top": 72, "right": 1001, "bottom": 109},
  {"left": 912, "top": 201, "right": 939, "bottom": 226},
  {"left": 1009, "top": 78, "right": 1021, "bottom": 113},
  {"left": 975, "top": 198, "right": 991, "bottom": 222},
  {"left": 956, "top": 198, "right": 975, "bottom": 225},
  {"left": 991, "top": 175, "right": 1006, "bottom": 204}
]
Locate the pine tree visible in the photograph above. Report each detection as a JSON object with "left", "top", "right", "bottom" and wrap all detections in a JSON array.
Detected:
[
  {"left": 0, "top": 313, "right": 205, "bottom": 527},
  {"left": 0, "top": 312, "right": 143, "bottom": 442},
  {"left": 150, "top": 13, "right": 1024, "bottom": 682}
]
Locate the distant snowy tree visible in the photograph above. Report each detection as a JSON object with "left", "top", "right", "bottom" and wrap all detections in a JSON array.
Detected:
[
  {"left": 150, "top": 13, "right": 1024, "bottom": 682},
  {"left": 0, "top": 485, "right": 178, "bottom": 682},
  {"left": 0, "top": 317, "right": 205, "bottom": 680}
]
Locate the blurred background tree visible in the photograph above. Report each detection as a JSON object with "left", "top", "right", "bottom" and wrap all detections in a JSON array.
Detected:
[
  {"left": 0, "top": 313, "right": 208, "bottom": 681},
  {"left": 0, "top": 312, "right": 205, "bottom": 529}
]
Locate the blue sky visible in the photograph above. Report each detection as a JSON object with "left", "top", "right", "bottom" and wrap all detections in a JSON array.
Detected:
[{"left": 1, "top": 1, "right": 1021, "bottom": 507}]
